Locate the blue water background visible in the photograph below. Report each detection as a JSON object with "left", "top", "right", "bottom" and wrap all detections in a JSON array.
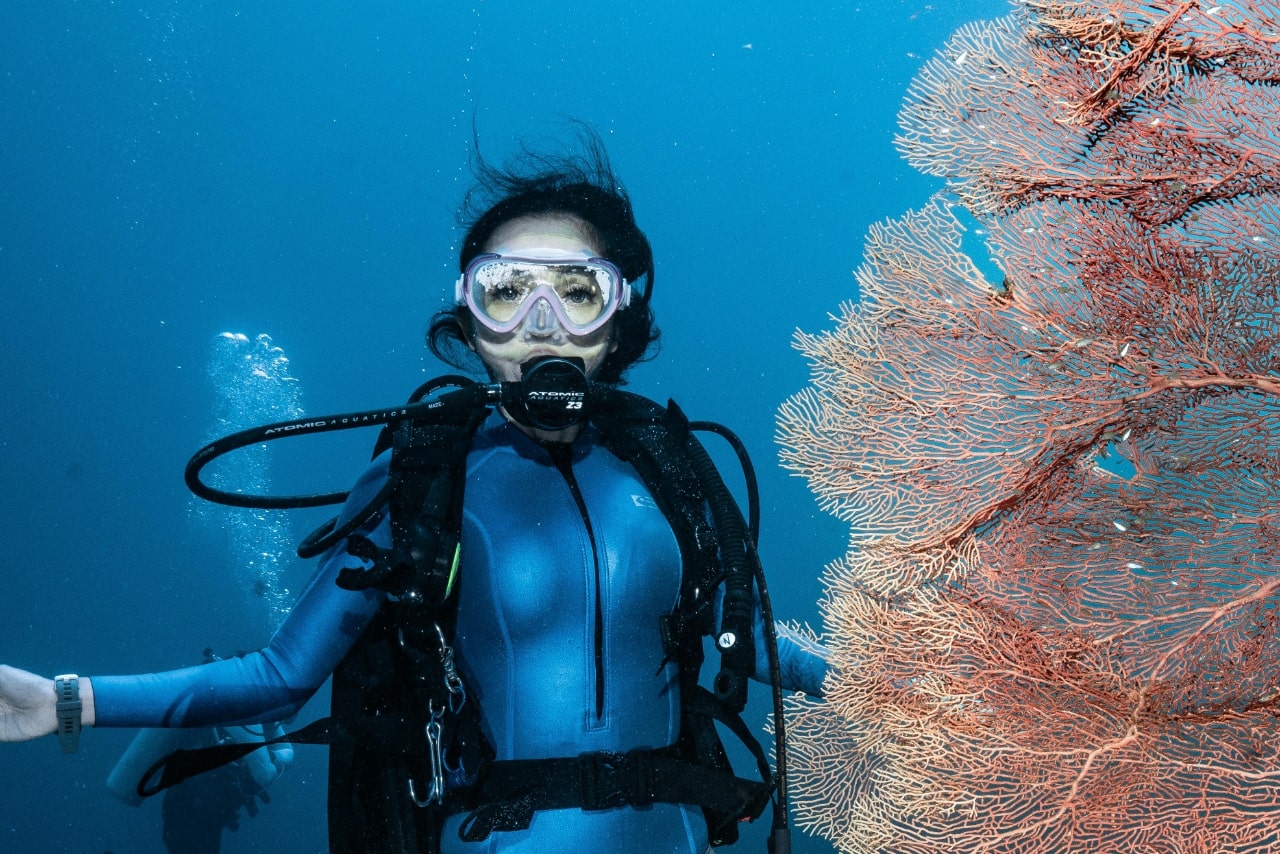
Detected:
[{"left": 2, "top": 1, "right": 1009, "bottom": 851}]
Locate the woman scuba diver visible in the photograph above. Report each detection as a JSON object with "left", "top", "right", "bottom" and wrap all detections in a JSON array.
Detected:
[{"left": 0, "top": 129, "right": 829, "bottom": 853}]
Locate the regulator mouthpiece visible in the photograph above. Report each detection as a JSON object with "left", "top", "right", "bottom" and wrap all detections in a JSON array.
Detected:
[{"left": 504, "top": 356, "right": 590, "bottom": 432}]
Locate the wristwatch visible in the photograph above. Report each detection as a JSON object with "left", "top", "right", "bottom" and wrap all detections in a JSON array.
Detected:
[{"left": 53, "top": 674, "right": 81, "bottom": 754}]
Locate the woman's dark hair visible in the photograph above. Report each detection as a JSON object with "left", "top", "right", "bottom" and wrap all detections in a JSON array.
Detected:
[{"left": 427, "top": 125, "right": 660, "bottom": 385}]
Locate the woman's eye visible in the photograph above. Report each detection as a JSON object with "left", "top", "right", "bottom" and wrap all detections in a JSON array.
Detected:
[
  {"left": 491, "top": 284, "right": 524, "bottom": 302},
  {"left": 558, "top": 274, "right": 601, "bottom": 303},
  {"left": 563, "top": 286, "right": 596, "bottom": 304}
]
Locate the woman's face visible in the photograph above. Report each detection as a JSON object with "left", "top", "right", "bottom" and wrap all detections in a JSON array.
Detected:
[{"left": 467, "top": 214, "right": 618, "bottom": 384}]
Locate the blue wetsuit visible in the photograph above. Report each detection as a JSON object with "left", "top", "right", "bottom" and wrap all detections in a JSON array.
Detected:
[{"left": 93, "top": 411, "right": 828, "bottom": 853}]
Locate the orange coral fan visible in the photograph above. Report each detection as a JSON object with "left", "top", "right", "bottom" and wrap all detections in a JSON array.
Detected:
[{"left": 780, "top": 2, "right": 1280, "bottom": 851}]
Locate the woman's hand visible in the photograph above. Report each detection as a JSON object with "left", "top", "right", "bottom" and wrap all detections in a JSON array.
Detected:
[{"left": 0, "top": 665, "right": 57, "bottom": 741}]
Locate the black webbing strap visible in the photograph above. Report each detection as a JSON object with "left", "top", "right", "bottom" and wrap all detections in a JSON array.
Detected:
[
  {"left": 684, "top": 684, "right": 773, "bottom": 787},
  {"left": 455, "top": 747, "right": 771, "bottom": 842},
  {"left": 137, "top": 714, "right": 421, "bottom": 799}
]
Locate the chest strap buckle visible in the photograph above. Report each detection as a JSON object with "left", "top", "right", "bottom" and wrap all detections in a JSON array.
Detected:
[{"left": 580, "top": 749, "right": 657, "bottom": 811}]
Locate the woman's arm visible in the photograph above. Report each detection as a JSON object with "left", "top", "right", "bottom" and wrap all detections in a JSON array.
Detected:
[
  {"left": 711, "top": 582, "right": 831, "bottom": 698},
  {"left": 90, "top": 557, "right": 385, "bottom": 727},
  {"left": 0, "top": 452, "right": 394, "bottom": 741}
]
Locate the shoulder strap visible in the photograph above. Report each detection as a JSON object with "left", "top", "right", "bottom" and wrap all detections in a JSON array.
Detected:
[
  {"left": 336, "top": 392, "right": 491, "bottom": 604},
  {"left": 587, "top": 389, "right": 773, "bottom": 847},
  {"left": 589, "top": 389, "right": 758, "bottom": 704},
  {"left": 328, "top": 395, "right": 495, "bottom": 853},
  {"left": 589, "top": 391, "right": 717, "bottom": 608}
]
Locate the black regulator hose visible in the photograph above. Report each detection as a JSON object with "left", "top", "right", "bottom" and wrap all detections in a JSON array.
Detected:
[
  {"left": 689, "top": 420, "right": 760, "bottom": 543},
  {"left": 183, "top": 376, "right": 486, "bottom": 509},
  {"left": 684, "top": 424, "right": 790, "bottom": 853},
  {"left": 751, "top": 540, "right": 791, "bottom": 854},
  {"left": 186, "top": 365, "right": 599, "bottom": 558}
]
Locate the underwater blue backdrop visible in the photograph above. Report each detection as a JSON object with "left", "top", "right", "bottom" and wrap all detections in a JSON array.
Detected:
[{"left": 3, "top": 1, "right": 1008, "bottom": 851}]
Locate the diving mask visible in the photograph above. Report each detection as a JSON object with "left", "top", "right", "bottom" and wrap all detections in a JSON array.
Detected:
[{"left": 457, "top": 251, "right": 629, "bottom": 336}]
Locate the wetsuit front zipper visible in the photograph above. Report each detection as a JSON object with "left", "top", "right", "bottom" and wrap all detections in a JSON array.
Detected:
[{"left": 545, "top": 443, "right": 606, "bottom": 722}]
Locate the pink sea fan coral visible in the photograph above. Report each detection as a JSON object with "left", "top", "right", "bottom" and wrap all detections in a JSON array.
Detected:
[{"left": 779, "top": 2, "right": 1280, "bottom": 851}]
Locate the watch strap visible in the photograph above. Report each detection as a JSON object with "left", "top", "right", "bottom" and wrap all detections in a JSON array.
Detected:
[{"left": 54, "top": 674, "right": 82, "bottom": 754}]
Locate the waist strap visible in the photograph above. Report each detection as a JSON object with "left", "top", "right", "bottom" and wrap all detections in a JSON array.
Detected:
[{"left": 455, "top": 748, "right": 771, "bottom": 842}]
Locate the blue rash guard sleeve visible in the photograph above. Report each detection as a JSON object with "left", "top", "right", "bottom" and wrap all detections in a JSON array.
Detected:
[
  {"left": 772, "top": 620, "right": 830, "bottom": 698},
  {"left": 91, "top": 455, "right": 393, "bottom": 728},
  {"left": 712, "top": 584, "right": 831, "bottom": 699}
]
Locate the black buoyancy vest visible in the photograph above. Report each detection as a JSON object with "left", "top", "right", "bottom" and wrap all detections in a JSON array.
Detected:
[{"left": 327, "top": 387, "right": 774, "bottom": 853}]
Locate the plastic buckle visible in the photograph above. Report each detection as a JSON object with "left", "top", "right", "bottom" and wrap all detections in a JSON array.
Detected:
[{"left": 579, "top": 749, "right": 656, "bottom": 810}]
